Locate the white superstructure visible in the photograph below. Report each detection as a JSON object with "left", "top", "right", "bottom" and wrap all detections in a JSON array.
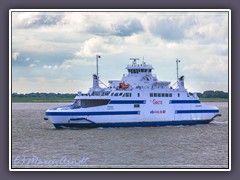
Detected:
[{"left": 45, "top": 56, "right": 221, "bottom": 129}]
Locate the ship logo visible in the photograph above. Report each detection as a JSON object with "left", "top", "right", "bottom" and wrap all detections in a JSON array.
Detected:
[{"left": 150, "top": 110, "right": 166, "bottom": 114}]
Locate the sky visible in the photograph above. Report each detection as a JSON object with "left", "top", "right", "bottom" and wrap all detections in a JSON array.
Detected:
[{"left": 11, "top": 10, "right": 229, "bottom": 93}]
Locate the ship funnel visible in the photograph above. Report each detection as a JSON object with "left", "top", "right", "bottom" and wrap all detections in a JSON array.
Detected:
[
  {"left": 92, "top": 74, "right": 99, "bottom": 88},
  {"left": 177, "top": 75, "right": 185, "bottom": 89}
]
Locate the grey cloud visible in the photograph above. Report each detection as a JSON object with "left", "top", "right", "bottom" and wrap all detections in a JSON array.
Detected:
[
  {"left": 19, "top": 14, "right": 63, "bottom": 29},
  {"left": 112, "top": 19, "right": 144, "bottom": 36},
  {"left": 85, "top": 18, "right": 144, "bottom": 37},
  {"left": 87, "top": 25, "right": 110, "bottom": 36},
  {"left": 149, "top": 17, "right": 197, "bottom": 42}
]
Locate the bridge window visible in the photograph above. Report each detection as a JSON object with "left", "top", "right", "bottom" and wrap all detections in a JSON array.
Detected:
[{"left": 150, "top": 93, "right": 153, "bottom": 97}]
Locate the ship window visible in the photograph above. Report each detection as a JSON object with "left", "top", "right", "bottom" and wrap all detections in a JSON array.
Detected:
[
  {"left": 119, "top": 93, "right": 123, "bottom": 96},
  {"left": 111, "top": 93, "right": 114, "bottom": 96},
  {"left": 125, "top": 93, "right": 132, "bottom": 97},
  {"left": 158, "top": 93, "right": 161, "bottom": 97},
  {"left": 166, "top": 93, "right": 169, "bottom": 97},
  {"left": 114, "top": 93, "right": 118, "bottom": 96},
  {"left": 169, "top": 93, "right": 172, "bottom": 97},
  {"left": 104, "top": 92, "right": 110, "bottom": 96},
  {"left": 154, "top": 93, "right": 157, "bottom": 97},
  {"left": 150, "top": 93, "right": 153, "bottom": 97},
  {"left": 162, "top": 93, "right": 165, "bottom": 97},
  {"left": 128, "top": 69, "right": 130, "bottom": 73},
  {"left": 178, "top": 93, "right": 180, "bottom": 97},
  {"left": 134, "top": 104, "right": 140, "bottom": 108},
  {"left": 80, "top": 99, "right": 110, "bottom": 108},
  {"left": 138, "top": 93, "right": 140, "bottom": 97}
]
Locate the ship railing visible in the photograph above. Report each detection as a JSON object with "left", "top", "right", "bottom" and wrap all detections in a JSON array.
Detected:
[{"left": 82, "top": 93, "right": 89, "bottom": 96}]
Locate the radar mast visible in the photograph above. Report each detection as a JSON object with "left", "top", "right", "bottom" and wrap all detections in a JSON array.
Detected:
[{"left": 130, "top": 58, "right": 139, "bottom": 66}]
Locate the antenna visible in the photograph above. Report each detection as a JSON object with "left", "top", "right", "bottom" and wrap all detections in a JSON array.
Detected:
[
  {"left": 176, "top": 58, "right": 180, "bottom": 80},
  {"left": 130, "top": 58, "right": 139, "bottom": 66},
  {"left": 96, "top": 55, "right": 101, "bottom": 78}
]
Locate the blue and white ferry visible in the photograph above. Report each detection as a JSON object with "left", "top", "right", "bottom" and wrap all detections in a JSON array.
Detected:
[{"left": 45, "top": 56, "right": 221, "bottom": 129}]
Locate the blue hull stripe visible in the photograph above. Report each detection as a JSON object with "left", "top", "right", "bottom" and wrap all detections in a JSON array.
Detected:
[
  {"left": 170, "top": 100, "right": 200, "bottom": 104},
  {"left": 109, "top": 100, "right": 146, "bottom": 104},
  {"left": 176, "top": 109, "right": 219, "bottom": 114},
  {"left": 46, "top": 111, "right": 140, "bottom": 116},
  {"left": 53, "top": 119, "right": 213, "bottom": 129}
]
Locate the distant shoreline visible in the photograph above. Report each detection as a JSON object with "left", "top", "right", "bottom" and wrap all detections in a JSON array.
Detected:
[{"left": 11, "top": 98, "right": 228, "bottom": 103}]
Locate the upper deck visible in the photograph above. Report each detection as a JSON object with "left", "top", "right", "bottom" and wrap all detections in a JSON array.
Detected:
[{"left": 75, "top": 57, "right": 192, "bottom": 100}]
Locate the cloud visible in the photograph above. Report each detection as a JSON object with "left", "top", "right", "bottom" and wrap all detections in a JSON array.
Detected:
[
  {"left": 184, "top": 14, "right": 228, "bottom": 44},
  {"left": 43, "top": 64, "right": 71, "bottom": 70},
  {"left": 12, "top": 52, "right": 20, "bottom": 61},
  {"left": 13, "top": 76, "right": 91, "bottom": 93},
  {"left": 12, "top": 12, "right": 63, "bottom": 29},
  {"left": 22, "top": 12, "right": 145, "bottom": 37},
  {"left": 43, "top": 65, "right": 52, "bottom": 69},
  {"left": 43, "top": 58, "right": 95, "bottom": 70},
  {"left": 75, "top": 36, "right": 124, "bottom": 57},
  {"left": 25, "top": 57, "right": 30, "bottom": 61},
  {"left": 149, "top": 16, "right": 197, "bottom": 42},
  {"left": 112, "top": 18, "right": 144, "bottom": 36},
  {"left": 182, "top": 56, "right": 228, "bottom": 79},
  {"left": 29, "top": 64, "right": 36, "bottom": 68}
]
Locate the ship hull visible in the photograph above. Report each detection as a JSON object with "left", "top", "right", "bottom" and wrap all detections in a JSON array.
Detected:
[
  {"left": 53, "top": 119, "right": 214, "bottom": 129},
  {"left": 45, "top": 100, "right": 221, "bottom": 129}
]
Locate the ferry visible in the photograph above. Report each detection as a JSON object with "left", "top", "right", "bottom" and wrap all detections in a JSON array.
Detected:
[{"left": 45, "top": 55, "right": 221, "bottom": 129}]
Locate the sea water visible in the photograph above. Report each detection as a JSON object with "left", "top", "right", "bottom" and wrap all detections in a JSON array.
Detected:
[{"left": 11, "top": 102, "right": 229, "bottom": 169}]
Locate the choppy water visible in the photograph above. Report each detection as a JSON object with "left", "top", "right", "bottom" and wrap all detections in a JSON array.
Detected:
[{"left": 11, "top": 102, "right": 229, "bottom": 169}]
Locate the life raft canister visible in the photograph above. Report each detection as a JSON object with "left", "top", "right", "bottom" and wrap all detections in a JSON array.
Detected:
[{"left": 119, "top": 82, "right": 129, "bottom": 90}]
